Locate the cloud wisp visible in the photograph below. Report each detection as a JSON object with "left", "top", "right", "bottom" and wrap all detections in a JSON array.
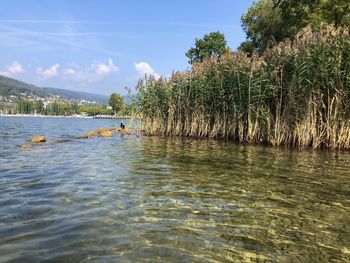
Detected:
[
  {"left": 62, "top": 58, "right": 119, "bottom": 83},
  {"left": 0, "top": 24, "right": 131, "bottom": 57}
]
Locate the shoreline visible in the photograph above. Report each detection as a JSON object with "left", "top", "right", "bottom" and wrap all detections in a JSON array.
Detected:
[
  {"left": 0, "top": 114, "right": 136, "bottom": 120},
  {"left": 0, "top": 114, "right": 94, "bottom": 119}
]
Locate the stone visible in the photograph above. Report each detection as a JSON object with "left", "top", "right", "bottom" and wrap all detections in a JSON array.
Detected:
[
  {"left": 100, "top": 130, "right": 113, "bottom": 137},
  {"left": 82, "top": 131, "right": 98, "bottom": 138},
  {"left": 119, "top": 128, "right": 131, "bottom": 135},
  {"left": 82, "top": 128, "right": 115, "bottom": 139},
  {"left": 80, "top": 127, "right": 135, "bottom": 139},
  {"left": 18, "top": 144, "right": 32, "bottom": 149},
  {"left": 27, "top": 135, "right": 46, "bottom": 143}
]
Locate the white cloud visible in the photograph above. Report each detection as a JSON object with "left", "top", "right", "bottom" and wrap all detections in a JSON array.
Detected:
[
  {"left": 134, "top": 62, "right": 160, "bottom": 79},
  {"left": 32, "top": 58, "right": 118, "bottom": 85},
  {"left": 0, "top": 61, "right": 24, "bottom": 76},
  {"left": 62, "top": 68, "right": 85, "bottom": 81},
  {"left": 64, "top": 68, "right": 76, "bottom": 76},
  {"left": 93, "top": 58, "right": 118, "bottom": 76},
  {"left": 62, "top": 58, "right": 118, "bottom": 83},
  {"left": 0, "top": 71, "right": 8, "bottom": 77},
  {"left": 37, "top": 64, "right": 60, "bottom": 79},
  {"left": 63, "top": 68, "right": 79, "bottom": 78},
  {"left": 8, "top": 61, "right": 24, "bottom": 74}
]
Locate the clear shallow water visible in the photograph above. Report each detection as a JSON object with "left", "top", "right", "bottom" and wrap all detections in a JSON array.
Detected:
[{"left": 0, "top": 117, "right": 349, "bottom": 262}]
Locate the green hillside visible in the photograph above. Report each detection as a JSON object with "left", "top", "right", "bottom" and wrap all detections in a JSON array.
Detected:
[
  {"left": 0, "top": 75, "right": 46, "bottom": 98},
  {"left": 0, "top": 75, "right": 108, "bottom": 104}
]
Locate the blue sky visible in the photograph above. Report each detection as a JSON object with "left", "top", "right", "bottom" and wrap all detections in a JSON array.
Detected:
[{"left": 0, "top": 0, "right": 254, "bottom": 95}]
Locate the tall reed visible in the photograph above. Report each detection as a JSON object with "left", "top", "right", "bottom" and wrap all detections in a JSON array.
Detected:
[{"left": 135, "top": 25, "right": 350, "bottom": 149}]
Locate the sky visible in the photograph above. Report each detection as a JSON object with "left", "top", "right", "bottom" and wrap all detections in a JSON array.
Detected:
[{"left": 0, "top": 0, "right": 254, "bottom": 96}]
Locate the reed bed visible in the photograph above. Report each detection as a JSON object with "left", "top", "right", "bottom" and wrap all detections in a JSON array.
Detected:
[{"left": 135, "top": 25, "right": 350, "bottom": 149}]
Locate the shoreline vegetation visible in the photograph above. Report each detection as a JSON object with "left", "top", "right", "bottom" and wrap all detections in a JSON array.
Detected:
[{"left": 135, "top": 25, "right": 350, "bottom": 150}]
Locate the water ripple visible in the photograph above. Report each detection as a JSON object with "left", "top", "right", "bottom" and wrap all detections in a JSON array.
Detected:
[{"left": 0, "top": 117, "right": 350, "bottom": 262}]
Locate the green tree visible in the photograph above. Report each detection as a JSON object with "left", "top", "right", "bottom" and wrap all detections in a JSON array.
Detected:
[
  {"left": 108, "top": 93, "right": 125, "bottom": 114},
  {"left": 321, "top": 0, "right": 350, "bottom": 27},
  {"left": 274, "top": 0, "right": 350, "bottom": 30},
  {"left": 35, "top": 100, "right": 44, "bottom": 114},
  {"left": 79, "top": 105, "right": 113, "bottom": 116},
  {"left": 240, "top": 0, "right": 350, "bottom": 53},
  {"left": 272, "top": 0, "right": 316, "bottom": 38},
  {"left": 186, "top": 31, "right": 228, "bottom": 64},
  {"left": 240, "top": 0, "right": 285, "bottom": 53},
  {"left": 238, "top": 40, "right": 256, "bottom": 54}
]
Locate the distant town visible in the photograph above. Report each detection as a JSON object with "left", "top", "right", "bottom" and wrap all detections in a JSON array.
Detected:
[
  {"left": 0, "top": 88, "right": 118, "bottom": 117},
  {"left": 0, "top": 75, "right": 131, "bottom": 117},
  {"left": 1, "top": 92, "right": 100, "bottom": 111}
]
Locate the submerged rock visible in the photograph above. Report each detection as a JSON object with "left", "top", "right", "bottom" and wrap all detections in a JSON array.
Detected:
[
  {"left": 100, "top": 130, "right": 113, "bottom": 137},
  {"left": 27, "top": 135, "right": 46, "bottom": 143},
  {"left": 81, "top": 128, "right": 124, "bottom": 139},
  {"left": 17, "top": 124, "right": 139, "bottom": 152},
  {"left": 18, "top": 138, "right": 72, "bottom": 149},
  {"left": 18, "top": 144, "right": 33, "bottom": 149},
  {"left": 18, "top": 127, "right": 136, "bottom": 150},
  {"left": 81, "top": 131, "right": 98, "bottom": 139},
  {"left": 119, "top": 128, "right": 131, "bottom": 136},
  {"left": 51, "top": 139, "right": 72, "bottom": 144},
  {"left": 82, "top": 128, "right": 112, "bottom": 138}
]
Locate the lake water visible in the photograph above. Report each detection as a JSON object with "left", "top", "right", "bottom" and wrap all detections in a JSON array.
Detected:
[{"left": 0, "top": 117, "right": 349, "bottom": 262}]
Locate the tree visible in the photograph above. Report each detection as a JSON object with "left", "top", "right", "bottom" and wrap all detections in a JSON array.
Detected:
[
  {"left": 274, "top": 0, "right": 350, "bottom": 30},
  {"left": 238, "top": 40, "right": 256, "bottom": 54},
  {"left": 240, "top": 0, "right": 285, "bottom": 53},
  {"left": 313, "top": 0, "right": 349, "bottom": 27},
  {"left": 108, "top": 93, "right": 125, "bottom": 114},
  {"left": 79, "top": 105, "right": 113, "bottom": 116},
  {"left": 240, "top": 0, "right": 350, "bottom": 54},
  {"left": 272, "top": 0, "right": 316, "bottom": 38},
  {"left": 186, "top": 31, "right": 228, "bottom": 64}
]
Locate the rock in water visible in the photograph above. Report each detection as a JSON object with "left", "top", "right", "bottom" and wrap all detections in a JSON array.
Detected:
[
  {"left": 100, "top": 130, "right": 113, "bottom": 137},
  {"left": 27, "top": 135, "right": 46, "bottom": 143},
  {"left": 18, "top": 144, "right": 33, "bottom": 149},
  {"left": 81, "top": 128, "right": 114, "bottom": 139},
  {"left": 120, "top": 128, "right": 131, "bottom": 135},
  {"left": 80, "top": 127, "right": 134, "bottom": 139}
]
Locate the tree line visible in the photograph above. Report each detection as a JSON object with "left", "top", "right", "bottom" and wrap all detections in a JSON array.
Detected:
[
  {"left": 16, "top": 93, "right": 134, "bottom": 116},
  {"left": 16, "top": 100, "right": 113, "bottom": 116}
]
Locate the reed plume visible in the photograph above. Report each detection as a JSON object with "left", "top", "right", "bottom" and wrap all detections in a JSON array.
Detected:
[{"left": 135, "top": 25, "right": 350, "bottom": 149}]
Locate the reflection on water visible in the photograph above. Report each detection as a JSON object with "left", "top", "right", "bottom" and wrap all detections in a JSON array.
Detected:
[{"left": 0, "top": 117, "right": 349, "bottom": 262}]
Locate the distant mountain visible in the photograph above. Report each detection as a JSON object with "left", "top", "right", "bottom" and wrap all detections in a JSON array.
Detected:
[{"left": 0, "top": 75, "right": 108, "bottom": 104}]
